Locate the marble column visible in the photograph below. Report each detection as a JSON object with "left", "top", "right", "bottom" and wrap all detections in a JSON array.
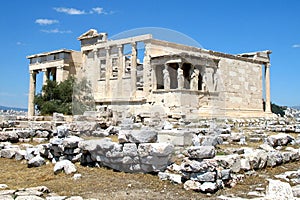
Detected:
[
  {"left": 56, "top": 66, "right": 64, "bottom": 83},
  {"left": 143, "top": 42, "right": 151, "bottom": 93},
  {"left": 117, "top": 45, "right": 124, "bottom": 79},
  {"left": 42, "top": 68, "right": 49, "bottom": 96},
  {"left": 28, "top": 70, "right": 36, "bottom": 117},
  {"left": 42, "top": 68, "right": 49, "bottom": 86},
  {"left": 105, "top": 46, "right": 111, "bottom": 97},
  {"left": 131, "top": 42, "right": 137, "bottom": 95},
  {"left": 265, "top": 63, "right": 271, "bottom": 113}
]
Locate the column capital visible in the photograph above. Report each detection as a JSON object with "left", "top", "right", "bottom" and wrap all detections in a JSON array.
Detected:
[
  {"left": 266, "top": 63, "right": 271, "bottom": 68},
  {"left": 41, "top": 68, "right": 47, "bottom": 72},
  {"left": 117, "top": 44, "right": 123, "bottom": 49},
  {"left": 105, "top": 46, "right": 110, "bottom": 50},
  {"left": 29, "top": 70, "right": 37, "bottom": 75},
  {"left": 57, "top": 65, "right": 64, "bottom": 69},
  {"left": 131, "top": 42, "right": 137, "bottom": 47}
]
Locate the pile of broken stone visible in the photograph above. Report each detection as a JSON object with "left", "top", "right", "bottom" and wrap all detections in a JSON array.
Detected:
[
  {"left": 0, "top": 184, "right": 85, "bottom": 200},
  {"left": 1, "top": 110, "right": 300, "bottom": 199}
]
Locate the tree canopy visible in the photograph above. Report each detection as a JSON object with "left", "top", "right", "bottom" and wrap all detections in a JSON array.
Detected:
[{"left": 34, "top": 77, "right": 74, "bottom": 115}]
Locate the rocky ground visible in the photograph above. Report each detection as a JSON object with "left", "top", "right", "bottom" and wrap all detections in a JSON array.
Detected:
[{"left": 1, "top": 108, "right": 300, "bottom": 199}]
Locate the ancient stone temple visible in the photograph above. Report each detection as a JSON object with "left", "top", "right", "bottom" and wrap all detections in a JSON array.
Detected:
[{"left": 27, "top": 29, "right": 272, "bottom": 118}]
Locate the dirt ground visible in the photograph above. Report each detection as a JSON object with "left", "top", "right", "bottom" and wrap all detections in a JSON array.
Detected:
[{"left": 1, "top": 158, "right": 300, "bottom": 199}]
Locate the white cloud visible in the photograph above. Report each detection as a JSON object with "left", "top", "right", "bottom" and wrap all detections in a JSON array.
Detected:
[
  {"left": 91, "top": 7, "right": 104, "bottom": 14},
  {"left": 292, "top": 44, "right": 300, "bottom": 48},
  {"left": 41, "top": 29, "right": 72, "bottom": 34},
  {"left": 16, "top": 41, "right": 24, "bottom": 45},
  {"left": 35, "top": 19, "right": 59, "bottom": 25},
  {"left": 54, "top": 7, "right": 86, "bottom": 15}
]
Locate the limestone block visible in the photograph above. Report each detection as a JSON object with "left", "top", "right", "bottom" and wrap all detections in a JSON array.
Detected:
[
  {"left": 214, "top": 154, "right": 241, "bottom": 173},
  {"left": 54, "top": 160, "right": 77, "bottom": 174},
  {"left": 29, "top": 121, "right": 52, "bottom": 130},
  {"left": 193, "top": 171, "right": 217, "bottom": 182},
  {"left": 200, "top": 182, "right": 218, "bottom": 193},
  {"left": 78, "top": 138, "right": 114, "bottom": 153},
  {"left": 28, "top": 155, "right": 45, "bottom": 168},
  {"left": 282, "top": 151, "right": 291, "bottom": 163},
  {"left": 267, "top": 133, "right": 294, "bottom": 147},
  {"left": 199, "top": 135, "right": 223, "bottom": 147},
  {"left": 265, "top": 179, "right": 294, "bottom": 200},
  {"left": 183, "top": 180, "right": 201, "bottom": 191},
  {"left": 186, "top": 146, "right": 216, "bottom": 159},
  {"left": 0, "top": 131, "right": 18, "bottom": 142},
  {"left": 220, "top": 169, "right": 231, "bottom": 180},
  {"left": 16, "top": 129, "right": 32, "bottom": 139},
  {"left": 53, "top": 112, "right": 65, "bottom": 121},
  {"left": 62, "top": 136, "right": 83, "bottom": 149},
  {"left": 248, "top": 149, "right": 268, "bottom": 170},
  {"left": 15, "top": 149, "right": 26, "bottom": 160},
  {"left": 55, "top": 125, "right": 69, "bottom": 138},
  {"left": 36, "top": 130, "right": 50, "bottom": 138},
  {"left": 123, "top": 143, "right": 138, "bottom": 157},
  {"left": 181, "top": 159, "right": 217, "bottom": 173},
  {"left": 119, "top": 130, "right": 157, "bottom": 144},
  {"left": 1, "top": 148, "right": 16, "bottom": 158},
  {"left": 68, "top": 121, "right": 99, "bottom": 135},
  {"left": 158, "top": 172, "right": 182, "bottom": 184},
  {"left": 292, "top": 185, "right": 300, "bottom": 197},
  {"left": 15, "top": 196, "right": 44, "bottom": 200},
  {"left": 267, "top": 151, "right": 283, "bottom": 167},
  {"left": 157, "top": 130, "right": 193, "bottom": 147}
]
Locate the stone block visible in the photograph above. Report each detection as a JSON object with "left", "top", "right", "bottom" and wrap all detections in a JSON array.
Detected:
[
  {"left": 123, "top": 143, "right": 138, "bottom": 156},
  {"left": 28, "top": 155, "right": 45, "bottom": 168},
  {"left": 186, "top": 146, "right": 216, "bottom": 159},
  {"left": 157, "top": 130, "right": 193, "bottom": 147}
]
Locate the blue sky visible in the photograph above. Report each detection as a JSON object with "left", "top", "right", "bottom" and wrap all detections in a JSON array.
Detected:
[{"left": 0, "top": 0, "right": 299, "bottom": 108}]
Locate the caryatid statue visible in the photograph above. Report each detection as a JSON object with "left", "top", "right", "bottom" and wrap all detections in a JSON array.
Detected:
[
  {"left": 190, "top": 68, "right": 200, "bottom": 90},
  {"left": 163, "top": 64, "right": 170, "bottom": 90},
  {"left": 177, "top": 67, "right": 184, "bottom": 89}
]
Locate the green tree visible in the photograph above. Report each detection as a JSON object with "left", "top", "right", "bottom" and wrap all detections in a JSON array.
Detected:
[{"left": 34, "top": 77, "right": 74, "bottom": 115}]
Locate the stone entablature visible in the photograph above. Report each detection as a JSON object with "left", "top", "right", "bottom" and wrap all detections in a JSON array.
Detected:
[{"left": 27, "top": 29, "right": 272, "bottom": 118}]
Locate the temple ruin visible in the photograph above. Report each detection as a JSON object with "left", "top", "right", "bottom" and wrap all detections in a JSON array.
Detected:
[{"left": 27, "top": 29, "right": 272, "bottom": 118}]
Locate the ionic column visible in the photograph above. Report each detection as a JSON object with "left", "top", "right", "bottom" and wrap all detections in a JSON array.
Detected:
[
  {"left": 265, "top": 63, "right": 271, "bottom": 113},
  {"left": 56, "top": 66, "right": 64, "bottom": 83},
  {"left": 42, "top": 68, "right": 49, "bottom": 86},
  {"left": 28, "top": 70, "right": 36, "bottom": 117},
  {"left": 105, "top": 46, "right": 111, "bottom": 97},
  {"left": 117, "top": 45, "right": 124, "bottom": 79},
  {"left": 131, "top": 42, "right": 137, "bottom": 95},
  {"left": 143, "top": 42, "right": 151, "bottom": 93}
]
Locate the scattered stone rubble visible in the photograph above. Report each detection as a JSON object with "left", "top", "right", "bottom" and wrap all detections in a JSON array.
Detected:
[
  {"left": 1, "top": 108, "right": 300, "bottom": 199},
  {"left": 0, "top": 185, "right": 86, "bottom": 200}
]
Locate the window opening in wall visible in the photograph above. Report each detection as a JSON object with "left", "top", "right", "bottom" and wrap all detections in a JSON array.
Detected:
[
  {"left": 100, "top": 60, "right": 106, "bottom": 79},
  {"left": 156, "top": 65, "right": 164, "bottom": 89},
  {"left": 111, "top": 57, "right": 118, "bottom": 77}
]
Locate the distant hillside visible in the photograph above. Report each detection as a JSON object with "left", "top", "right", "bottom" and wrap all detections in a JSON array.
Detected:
[
  {"left": 0, "top": 105, "right": 27, "bottom": 112},
  {"left": 292, "top": 106, "right": 300, "bottom": 110}
]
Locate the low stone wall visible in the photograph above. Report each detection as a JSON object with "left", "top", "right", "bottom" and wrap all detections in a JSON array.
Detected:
[{"left": 79, "top": 138, "right": 174, "bottom": 173}]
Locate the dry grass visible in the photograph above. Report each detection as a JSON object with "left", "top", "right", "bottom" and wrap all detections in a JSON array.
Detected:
[
  {"left": 1, "top": 158, "right": 300, "bottom": 199},
  {"left": 0, "top": 158, "right": 209, "bottom": 199}
]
